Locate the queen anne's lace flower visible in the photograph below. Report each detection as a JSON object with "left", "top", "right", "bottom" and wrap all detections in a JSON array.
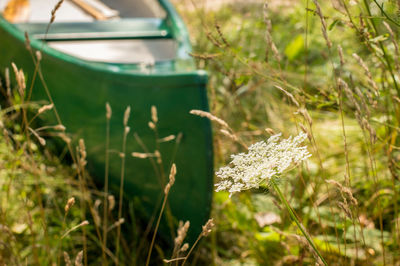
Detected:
[{"left": 215, "top": 132, "right": 311, "bottom": 197}]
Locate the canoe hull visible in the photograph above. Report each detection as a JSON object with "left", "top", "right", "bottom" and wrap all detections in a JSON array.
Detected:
[{"left": 0, "top": 17, "right": 213, "bottom": 242}]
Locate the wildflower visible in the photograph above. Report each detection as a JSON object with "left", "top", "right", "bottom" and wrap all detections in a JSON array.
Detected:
[{"left": 215, "top": 132, "right": 311, "bottom": 196}]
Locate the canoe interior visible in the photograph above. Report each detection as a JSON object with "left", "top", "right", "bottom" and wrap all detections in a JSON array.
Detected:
[
  {"left": 0, "top": 0, "right": 166, "bottom": 22},
  {"left": 0, "top": 0, "right": 179, "bottom": 64},
  {"left": 47, "top": 39, "right": 176, "bottom": 64},
  {"left": 0, "top": 0, "right": 213, "bottom": 244}
]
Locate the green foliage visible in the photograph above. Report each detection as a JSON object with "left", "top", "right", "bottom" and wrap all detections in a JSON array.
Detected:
[
  {"left": 175, "top": 0, "right": 400, "bottom": 264},
  {"left": 0, "top": 119, "right": 84, "bottom": 264},
  {"left": 284, "top": 35, "right": 304, "bottom": 61}
]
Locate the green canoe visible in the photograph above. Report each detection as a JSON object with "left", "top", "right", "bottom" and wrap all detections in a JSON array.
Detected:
[{"left": 0, "top": 0, "right": 213, "bottom": 241}]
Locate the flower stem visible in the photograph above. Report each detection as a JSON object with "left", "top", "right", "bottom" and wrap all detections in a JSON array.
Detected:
[
  {"left": 145, "top": 192, "right": 169, "bottom": 266},
  {"left": 271, "top": 181, "right": 327, "bottom": 265}
]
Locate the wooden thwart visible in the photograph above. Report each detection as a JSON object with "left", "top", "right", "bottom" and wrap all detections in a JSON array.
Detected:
[
  {"left": 70, "top": 0, "right": 119, "bottom": 20},
  {"left": 3, "top": 0, "right": 30, "bottom": 23}
]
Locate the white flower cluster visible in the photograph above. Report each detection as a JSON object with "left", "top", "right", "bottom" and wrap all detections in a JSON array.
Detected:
[{"left": 215, "top": 132, "right": 311, "bottom": 197}]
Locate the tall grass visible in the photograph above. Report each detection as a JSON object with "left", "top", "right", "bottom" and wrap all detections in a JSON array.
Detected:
[
  {"left": 0, "top": 67, "right": 215, "bottom": 264},
  {"left": 173, "top": 0, "right": 400, "bottom": 264},
  {"left": 0, "top": 0, "right": 217, "bottom": 263}
]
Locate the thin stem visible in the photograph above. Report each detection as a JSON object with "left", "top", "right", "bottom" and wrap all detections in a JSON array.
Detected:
[
  {"left": 75, "top": 150, "right": 88, "bottom": 266},
  {"left": 361, "top": 2, "right": 389, "bottom": 263},
  {"left": 57, "top": 213, "right": 68, "bottom": 265},
  {"left": 271, "top": 180, "right": 327, "bottom": 266},
  {"left": 102, "top": 115, "right": 110, "bottom": 265},
  {"left": 363, "top": 0, "right": 400, "bottom": 97},
  {"left": 371, "top": 0, "right": 400, "bottom": 27},
  {"left": 304, "top": 0, "right": 309, "bottom": 89},
  {"left": 116, "top": 127, "right": 129, "bottom": 261},
  {"left": 181, "top": 234, "right": 202, "bottom": 266},
  {"left": 146, "top": 192, "right": 169, "bottom": 266}
]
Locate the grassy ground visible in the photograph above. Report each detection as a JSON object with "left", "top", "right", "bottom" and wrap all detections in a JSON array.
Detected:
[{"left": 2, "top": 0, "right": 400, "bottom": 265}]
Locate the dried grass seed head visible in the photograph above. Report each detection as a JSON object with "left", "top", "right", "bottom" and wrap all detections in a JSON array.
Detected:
[
  {"left": 11, "top": 62, "right": 18, "bottom": 77},
  {"left": 274, "top": 86, "right": 299, "bottom": 107},
  {"left": 38, "top": 103, "right": 54, "bottom": 115},
  {"left": 116, "top": 218, "right": 125, "bottom": 226},
  {"left": 338, "top": 45, "right": 345, "bottom": 66},
  {"left": 263, "top": 3, "right": 281, "bottom": 63},
  {"left": 38, "top": 136, "right": 45, "bottom": 146},
  {"left": 354, "top": 86, "right": 371, "bottom": 117},
  {"left": 326, "top": 179, "right": 358, "bottom": 206},
  {"left": 131, "top": 152, "right": 154, "bottom": 159},
  {"left": 5, "top": 68, "right": 10, "bottom": 91},
  {"left": 298, "top": 108, "right": 313, "bottom": 126},
  {"left": 105, "top": 102, "right": 112, "bottom": 120},
  {"left": 59, "top": 133, "right": 71, "bottom": 144},
  {"left": 190, "top": 109, "right": 229, "bottom": 129},
  {"left": 154, "top": 150, "right": 162, "bottom": 164},
  {"left": 169, "top": 163, "right": 176, "bottom": 185},
  {"left": 148, "top": 121, "right": 156, "bottom": 130},
  {"left": 201, "top": 218, "right": 215, "bottom": 237},
  {"left": 215, "top": 132, "right": 311, "bottom": 196},
  {"left": 80, "top": 220, "right": 90, "bottom": 226},
  {"left": 125, "top": 126, "right": 130, "bottom": 135},
  {"left": 29, "top": 127, "right": 46, "bottom": 146},
  {"left": 108, "top": 218, "right": 125, "bottom": 231},
  {"left": 123, "top": 106, "right": 131, "bottom": 126},
  {"left": 36, "top": 51, "right": 42, "bottom": 62},
  {"left": 383, "top": 21, "right": 399, "bottom": 68},
  {"left": 220, "top": 129, "right": 238, "bottom": 141},
  {"left": 54, "top": 124, "right": 66, "bottom": 131},
  {"left": 74, "top": 250, "right": 83, "bottom": 266},
  {"left": 164, "top": 183, "right": 172, "bottom": 195},
  {"left": 78, "top": 139, "right": 87, "bottom": 167},
  {"left": 64, "top": 197, "right": 75, "bottom": 213},
  {"left": 164, "top": 163, "right": 177, "bottom": 194},
  {"left": 63, "top": 252, "right": 72, "bottom": 266},
  {"left": 313, "top": 0, "right": 332, "bottom": 48},
  {"left": 337, "top": 201, "right": 352, "bottom": 219},
  {"left": 93, "top": 199, "right": 102, "bottom": 226},
  {"left": 108, "top": 195, "right": 115, "bottom": 211},
  {"left": 339, "top": 79, "right": 363, "bottom": 120},
  {"left": 50, "top": 0, "right": 65, "bottom": 24},
  {"left": 158, "top": 135, "right": 176, "bottom": 143},
  {"left": 79, "top": 139, "right": 86, "bottom": 158},
  {"left": 298, "top": 123, "right": 312, "bottom": 141},
  {"left": 151, "top": 105, "right": 158, "bottom": 123},
  {"left": 214, "top": 22, "right": 230, "bottom": 47},
  {"left": 17, "top": 69, "right": 26, "bottom": 96},
  {"left": 352, "top": 53, "right": 379, "bottom": 95},
  {"left": 62, "top": 221, "right": 89, "bottom": 239},
  {"left": 175, "top": 220, "right": 190, "bottom": 247},
  {"left": 180, "top": 243, "right": 189, "bottom": 252},
  {"left": 11, "top": 63, "right": 26, "bottom": 96},
  {"left": 265, "top": 128, "right": 276, "bottom": 135}
]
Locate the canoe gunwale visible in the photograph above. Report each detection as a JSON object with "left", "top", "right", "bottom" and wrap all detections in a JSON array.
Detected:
[
  {"left": 0, "top": 0, "right": 198, "bottom": 74},
  {"left": 0, "top": 15, "right": 205, "bottom": 78}
]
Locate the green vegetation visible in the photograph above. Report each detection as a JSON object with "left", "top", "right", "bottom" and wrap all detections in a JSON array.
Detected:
[
  {"left": 176, "top": 0, "right": 400, "bottom": 264},
  {"left": 2, "top": 0, "right": 400, "bottom": 264}
]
